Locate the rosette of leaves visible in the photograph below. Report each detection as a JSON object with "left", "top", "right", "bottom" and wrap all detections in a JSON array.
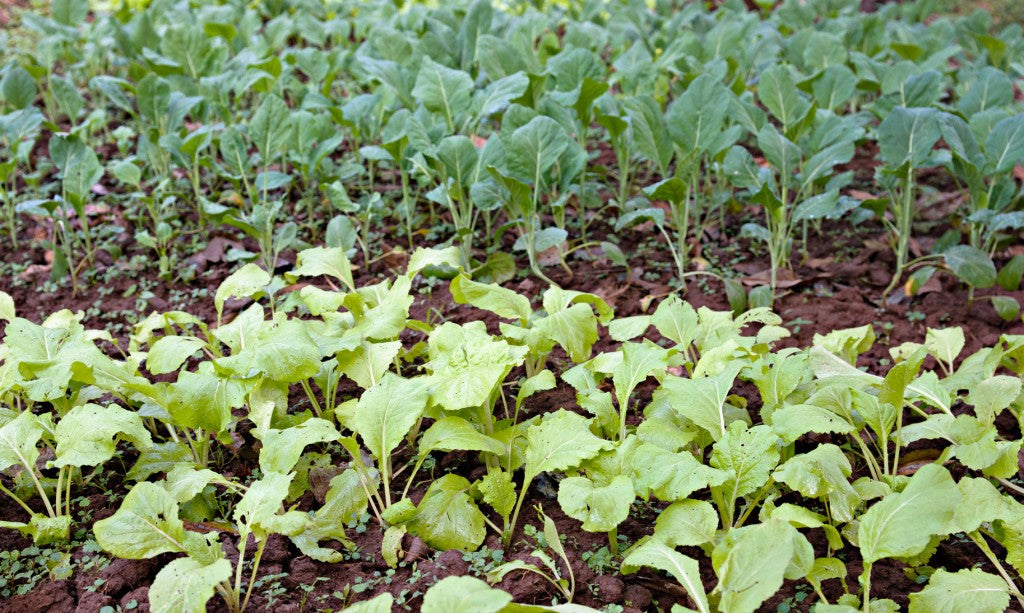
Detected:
[
  {"left": 0, "top": 404, "right": 151, "bottom": 544},
  {"left": 449, "top": 274, "right": 613, "bottom": 377}
]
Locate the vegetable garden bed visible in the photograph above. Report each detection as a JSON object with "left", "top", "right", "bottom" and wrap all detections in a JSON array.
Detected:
[{"left": 2, "top": 0, "right": 1024, "bottom": 611}]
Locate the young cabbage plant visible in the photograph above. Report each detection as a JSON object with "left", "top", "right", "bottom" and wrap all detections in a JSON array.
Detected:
[
  {"left": 939, "top": 111, "right": 1024, "bottom": 297},
  {"left": 95, "top": 473, "right": 308, "bottom": 613},
  {"left": 448, "top": 274, "right": 613, "bottom": 378},
  {"left": 286, "top": 109, "right": 344, "bottom": 231},
  {"left": 622, "top": 517, "right": 813, "bottom": 613},
  {"left": 724, "top": 112, "right": 860, "bottom": 298},
  {"left": 357, "top": 109, "right": 428, "bottom": 249},
  {"left": 492, "top": 115, "right": 575, "bottom": 283},
  {"left": 159, "top": 123, "right": 216, "bottom": 222},
  {"left": 548, "top": 52, "right": 609, "bottom": 236},
  {"left": 506, "top": 411, "right": 611, "bottom": 546},
  {"left": 875, "top": 106, "right": 943, "bottom": 297},
  {"left": 413, "top": 134, "right": 498, "bottom": 270},
  {"left": 613, "top": 75, "right": 740, "bottom": 289},
  {"left": 595, "top": 106, "right": 636, "bottom": 210},
  {"left": 96, "top": 403, "right": 360, "bottom": 613},
  {"left": 0, "top": 107, "right": 44, "bottom": 246},
  {"left": 45, "top": 133, "right": 104, "bottom": 286},
  {"left": 0, "top": 404, "right": 151, "bottom": 545},
  {"left": 855, "top": 464, "right": 960, "bottom": 613}
]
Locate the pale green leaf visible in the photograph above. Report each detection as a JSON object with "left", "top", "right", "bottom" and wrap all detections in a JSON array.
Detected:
[
  {"left": 408, "top": 474, "right": 486, "bottom": 551},
  {"left": 908, "top": 568, "right": 1009, "bottom": 613},
  {"left": 0, "top": 291, "right": 14, "bottom": 321},
  {"left": 858, "top": 464, "right": 959, "bottom": 563},
  {"left": 0, "top": 411, "right": 43, "bottom": 472},
  {"left": 163, "top": 465, "right": 228, "bottom": 504},
  {"left": 336, "top": 341, "right": 402, "bottom": 390},
  {"left": 654, "top": 500, "right": 719, "bottom": 548},
  {"left": 557, "top": 475, "right": 633, "bottom": 533},
  {"left": 352, "top": 373, "right": 428, "bottom": 463},
  {"left": 425, "top": 321, "right": 526, "bottom": 412},
  {"left": 450, "top": 274, "right": 531, "bottom": 321},
  {"left": 773, "top": 444, "right": 860, "bottom": 523},
  {"left": 712, "top": 520, "right": 797, "bottom": 613},
  {"left": 259, "top": 418, "right": 339, "bottom": 474},
  {"left": 146, "top": 336, "right": 206, "bottom": 375},
  {"left": 234, "top": 472, "right": 294, "bottom": 538},
  {"left": 419, "top": 417, "right": 506, "bottom": 457},
  {"left": 661, "top": 363, "right": 743, "bottom": 440},
  {"left": 215, "top": 264, "right": 270, "bottom": 318},
  {"left": 477, "top": 469, "right": 516, "bottom": 520},
  {"left": 633, "top": 442, "right": 727, "bottom": 501},
  {"left": 524, "top": 410, "right": 611, "bottom": 482},
  {"left": 53, "top": 403, "right": 151, "bottom": 468},
  {"left": 421, "top": 576, "right": 511, "bottom": 613},
  {"left": 290, "top": 246, "right": 356, "bottom": 292},
  {"left": 94, "top": 482, "right": 187, "bottom": 558},
  {"left": 710, "top": 423, "right": 781, "bottom": 501},
  {"left": 149, "top": 558, "right": 232, "bottom": 613}
]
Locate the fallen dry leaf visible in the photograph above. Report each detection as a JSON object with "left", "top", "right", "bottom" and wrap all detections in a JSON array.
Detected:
[{"left": 740, "top": 268, "right": 802, "bottom": 288}]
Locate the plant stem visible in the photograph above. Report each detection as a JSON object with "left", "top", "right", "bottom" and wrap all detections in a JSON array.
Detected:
[
  {"left": 883, "top": 169, "right": 915, "bottom": 298},
  {"left": 0, "top": 482, "right": 35, "bottom": 516},
  {"left": 233, "top": 531, "right": 249, "bottom": 610},
  {"left": 24, "top": 464, "right": 56, "bottom": 518},
  {"left": 860, "top": 562, "right": 872, "bottom": 613},
  {"left": 505, "top": 477, "right": 533, "bottom": 546},
  {"left": 299, "top": 380, "right": 323, "bottom": 417},
  {"left": 240, "top": 537, "right": 269, "bottom": 613}
]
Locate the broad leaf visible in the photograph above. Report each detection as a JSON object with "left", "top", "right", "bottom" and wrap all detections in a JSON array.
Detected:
[
  {"left": 557, "top": 474, "right": 633, "bottom": 532},
  {"left": 505, "top": 116, "right": 569, "bottom": 188},
  {"left": 421, "top": 576, "right": 511, "bottom": 613},
  {"left": 524, "top": 410, "right": 611, "bottom": 482},
  {"left": 858, "top": 464, "right": 959, "bottom": 563},
  {"left": 0, "top": 411, "right": 43, "bottom": 472},
  {"left": 259, "top": 418, "right": 339, "bottom": 474},
  {"left": 908, "top": 568, "right": 1009, "bottom": 613},
  {"left": 661, "top": 363, "right": 743, "bottom": 440},
  {"left": 413, "top": 58, "right": 474, "bottom": 128},
  {"left": 148, "top": 558, "right": 232, "bottom": 613},
  {"left": 407, "top": 474, "right": 486, "bottom": 551},
  {"left": 450, "top": 274, "right": 531, "bottom": 321},
  {"left": 418, "top": 417, "right": 506, "bottom": 457},
  {"left": 53, "top": 403, "right": 151, "bottom": 468},
  {"left": 713, "top": 520, "right": 799, "bottom": 613},
  {"left": 944, "top": 245, "right": 996, "bottom": 289},
  {"left": 654, "top": 500, "right": 719, "bottom": 548},
  {"left": 425, "top": 321, "right": 526, "bottom": 412},
  {"left": 94, "top": 482, "right": 187, "bottom": 559},
  {"left": 878, "top": 106, "right": 941, "bottom": 167},
  {"left": 290, "top": 247, "right": 356, "bottom": 292}
]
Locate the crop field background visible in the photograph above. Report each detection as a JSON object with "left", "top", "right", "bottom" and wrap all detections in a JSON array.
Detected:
[{"left": 2, "top": 0, "right": 1024, "bottom": 611}]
